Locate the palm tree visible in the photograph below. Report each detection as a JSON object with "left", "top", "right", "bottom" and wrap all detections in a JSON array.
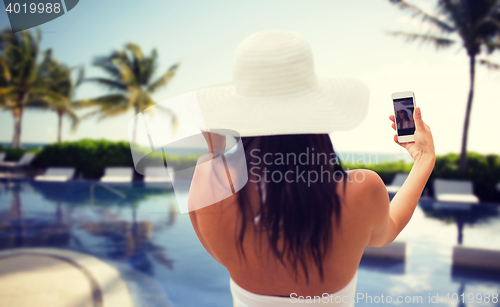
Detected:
[
  {"left": 32, "top": 49, "right": 83, "bottom": 142},
  {"left": 76, "top": 43, "right": 180, "bottom": 143},
  {"left": 388, "top": 0, "right": 500, "bottom": 170},
  {"left": 0, "top": 27, "right": 52, "bottom": 148}
]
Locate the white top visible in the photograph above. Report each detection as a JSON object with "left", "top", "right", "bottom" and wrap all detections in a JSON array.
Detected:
[{"left": 230, "top": 272, "right": 358, "bottom": 307}]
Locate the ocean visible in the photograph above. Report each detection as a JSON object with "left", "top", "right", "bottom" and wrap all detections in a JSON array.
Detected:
[{"left": 0, "top": 142, "right": 412, "bottom": 164}]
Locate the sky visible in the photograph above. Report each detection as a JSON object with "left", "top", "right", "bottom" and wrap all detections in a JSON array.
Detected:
[{"left": 0, "top": 0, "right": 499, "bottom": 156}]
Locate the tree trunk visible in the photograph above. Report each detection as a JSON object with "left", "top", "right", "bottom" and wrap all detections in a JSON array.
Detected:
[
  {"left": 57, "top": 111, "right": 63, "bottom": 143},
  {"left": 12, "top": 111, "right": 21, "bottom": 149},
  {"left": 457, "top": 217, "right": 464, "bottom": 245},
  {"left": 459, "top": 55, "right": 476, "bottom": 171},
  {"left": 11, "top": 91, "right": 28, "bottom": 149},
  {"left": 133, "top": 106, "right": 139, "bottom": 144}
]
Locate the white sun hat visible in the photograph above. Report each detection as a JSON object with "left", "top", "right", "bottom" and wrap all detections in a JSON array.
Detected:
[{"left": 194, "top": 30, "right": 370, "bottom": 137}]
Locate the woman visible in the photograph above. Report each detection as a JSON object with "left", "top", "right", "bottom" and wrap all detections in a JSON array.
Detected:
[
  {"left": 397, "top": 109, "right": 415, "bottom": 130},
  {"left": 188, "top": 30, "right": 435, "bottom": 306}
]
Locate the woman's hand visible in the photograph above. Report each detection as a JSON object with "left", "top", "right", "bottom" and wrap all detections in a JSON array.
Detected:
[{"left": 389, "top": 107, "right": 435, "bottom": 165}]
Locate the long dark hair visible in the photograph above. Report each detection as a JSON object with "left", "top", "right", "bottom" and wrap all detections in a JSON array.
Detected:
[
  {"left": 236, "top": 134, "right": 347, "bottom": 283},
  {"left": 397, "top": 110, "right": 411, "bottom": 121}
]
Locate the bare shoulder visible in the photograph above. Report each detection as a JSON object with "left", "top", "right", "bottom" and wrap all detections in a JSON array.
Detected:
[
  {"left": 340, "top": 169, "right": 389, "bottom": 215},
  {"left": 343, "top": 169, "right": 386, "bottom": 193}
]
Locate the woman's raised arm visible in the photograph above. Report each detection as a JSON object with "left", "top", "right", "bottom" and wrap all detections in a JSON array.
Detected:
[{"left": 368, "top": 107, "right": 435, "bottom": 247}]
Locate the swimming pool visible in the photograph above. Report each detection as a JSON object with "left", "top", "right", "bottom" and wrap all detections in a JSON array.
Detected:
[{"left": 0, "top": 180, "right": 499, "bottom": 306}]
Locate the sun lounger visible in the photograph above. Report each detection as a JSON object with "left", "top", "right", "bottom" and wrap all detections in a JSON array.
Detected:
[
  {"left": 144, "top": 166, "right": 174, "bottom": 185},
  {"left": 363, "top": 241, "right": 406, "bottom": 260},
  {"left": 385, "top": 173, "right": 408, "bottom": 194},
  {"left": 34, "top": 167, "right": 76, "bottom": 182},
  {"left": 100, "top": 167, "right": 134, "bottom": 183},
  {"left": 452, "top": 245, "right": 500, "bottom": 270},
  {"left": 433, "top": 202, "right": 473, "bottom": 210},
  {"left": 0, "top": 152, "right": 36, "bottom": 168},
  {"left": 0, "top": 152, "right": 36, "bottom": 179},
  {"left": 433, "top": 179, "right": 479, "bottom": 204}
]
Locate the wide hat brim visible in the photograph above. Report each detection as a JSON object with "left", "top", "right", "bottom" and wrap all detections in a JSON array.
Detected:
[{"left": 195, "top": 76, "right": 370, "bottom": 137}]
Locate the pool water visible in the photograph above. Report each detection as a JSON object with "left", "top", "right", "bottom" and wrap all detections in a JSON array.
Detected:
[{"left": 0, "top": 180, "right": 499, "bottom": 307}]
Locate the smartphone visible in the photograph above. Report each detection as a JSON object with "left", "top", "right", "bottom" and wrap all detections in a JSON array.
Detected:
[{"left": 392, "top": 91, "right": 416, "bottom": 143}]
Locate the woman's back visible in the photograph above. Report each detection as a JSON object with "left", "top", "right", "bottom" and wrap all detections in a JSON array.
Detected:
[{"left": 190, "top": 168, "right": 384, "bottom": 298}]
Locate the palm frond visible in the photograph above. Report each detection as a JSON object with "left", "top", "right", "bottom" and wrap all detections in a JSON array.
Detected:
[
  {"left": 479, "top": 58, "right": 500, "bottom": 70},
  {"left": 82, "top": 94, "right": 128, "bottom": 107},
  {"left": 389, "top": 0, "right": 455, "bottom": 32},
  {"left": 125, "top": 43, "right": 145, "bottom": 83},
  {"left": 142, "top": 49, "right": 158, "bottom": 85},
  {"left": 71, "top": 98, "right": 98, "bottom": 108},
  {"left": 147, "top": 62, "right": 180, "bottom": 93},
  {"left": 0, "top": 59, "right": 12, "bottom": 82},
  {"left": 0, "top": 29, "right": 16, "bottom": 52},
  {"left": 72, "top": 94, "right": 129, "bottom": 118},
  {"left": 96, "top": 49, "right": 138, "bottom": 86},
  {"left": 386, "top": 31, "right": 456, "bottom": 49},
  {"left": 68, "top": 65, "right": 86, "bottom": 88},
  {"left": 33, "top": 27, "right": 42, "bottom": 46},
  {"left": 0, "top": 85, "right": 17, "bottom": 96},
  {"left": 20, "top": 31, "right": 32, "bottom": 59},
  {"left": 38, "top": 48, "right": 54, "bottom": 73},
  {"left": 96, "top": 102, "right": 132, "bottom": 120},
  {"left": 2, "top": 103, "right": 19, "bottom": 111},
  {"left": 82, "top": 97, "right": 130, "bottom": 121},
  {"left": 125, "top": 43, "right": 144, "bottom": 61},
  {"left": 92, "top": 55, "right": 122, "bottom": 79},
  {"left": 30, "top": 88, "right": 67, "bottom": 103},
  {"left": 125, "top": 87, "right": 142, "bottom": 112},
  {"left": 24, "top": 97, "right": 51, "bottom": 109},
  {"left": 65, "top": 108, "right": 80, "bottom": 131},
  {"left": 80, "top": 109, "right": 102, "bottom": 120},
  {"left": 0, "top": 44, "right": 18, "bottom": 63},
  {"left": 22, "top": 29, "right": 41, "bottom": 63},
  {"left": 439, "top": 0, "right": 494, "bottom": 32},
  {"left": 483, "top": 37, "right": 500, "bottom": 53},
  {"left": 111, "top": 50, "right": 133, "bottom": 72},
  {"left": 85, "top": 77, "right": 127, "bottom": 91},
  {"left": 114, "top": 58, "right": 137, "bottom": 86}
]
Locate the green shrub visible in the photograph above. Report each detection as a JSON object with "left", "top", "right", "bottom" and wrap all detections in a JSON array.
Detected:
[
  {"left": 347, "top": 152, "right": 500, "bottom": 202},
  {"left": 32, "top": 139, "right": 134, "bottom": 178},
  {"left": 32, "top": 139, "right": 199, "bottom": 179},
  {"left": 429, "top": 152, "right": 499, "bottom": 202},
  {"left": 0, "top": 145, "right": 41, "bottom": 161}
]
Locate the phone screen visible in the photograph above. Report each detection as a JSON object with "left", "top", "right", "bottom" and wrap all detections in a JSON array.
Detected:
[{"left": 393, "top": 97, "right": 415, "bottom": 136}]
